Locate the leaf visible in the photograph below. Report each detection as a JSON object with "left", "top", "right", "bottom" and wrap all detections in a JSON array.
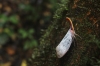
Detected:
[
  {"left": 19, "top": 4, "right": 33, "bottom": 11},
  {"left": 31, "top": 40, "right": 38, "bottom": 47},
  {"left": 18, "top": 29, "right": 28, "bottom": 38},
  {"left": 0, "top": 14, "right": 8, "bottom": 27},
  {"left": 24, "top": 40, "right": 38, "bottom": 50},
  {"left": 28, "top": 29, "right": 34, "bottom": 34},
  {"left": 0, "top": 14, "right": 8, "bottom": 23},
  {"left": 4, "top": 28, "right": 14, "bottom": 36},
  {"left": 9, "top": 15, "right": 19, "bottom": 24},
  {"left": 0, "top": 33, "right": 9, "bottom": 45}
]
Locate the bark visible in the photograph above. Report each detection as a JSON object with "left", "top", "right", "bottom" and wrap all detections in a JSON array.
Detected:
[{"left": 30, "top": 0, "right": 100, "bottom": 66}]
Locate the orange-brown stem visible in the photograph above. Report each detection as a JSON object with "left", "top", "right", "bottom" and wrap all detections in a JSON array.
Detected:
[{"left": 66, "top": 17, "right": 74, "bottom": 30}]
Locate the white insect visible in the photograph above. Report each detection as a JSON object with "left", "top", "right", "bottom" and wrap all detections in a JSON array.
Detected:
[{"left": 56, "top": 17, "right": 76, "bottom": 58}]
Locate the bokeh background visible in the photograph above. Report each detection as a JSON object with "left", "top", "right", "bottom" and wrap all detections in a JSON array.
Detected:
[{"left": 0, "top": 0, "right": 59, "bottom": 66}]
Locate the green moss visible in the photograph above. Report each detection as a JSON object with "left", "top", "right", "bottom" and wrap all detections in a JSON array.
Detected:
[{"left": 31, "top": 0, "right": 100, "bottom": 66}]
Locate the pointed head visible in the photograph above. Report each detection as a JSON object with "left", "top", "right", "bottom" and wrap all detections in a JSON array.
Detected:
[
  {"left": 66, "top": 17, "right": 75, "bottom": 37},
  {"left": 66, "top": 17, "right": 74, "bottom": 31}
]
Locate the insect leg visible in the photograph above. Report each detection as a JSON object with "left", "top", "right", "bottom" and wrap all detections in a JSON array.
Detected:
[{"left": 72, "top": 38, "right": 76, "bottom": 47}]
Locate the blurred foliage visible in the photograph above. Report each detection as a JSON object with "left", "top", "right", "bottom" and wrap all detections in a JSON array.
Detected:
[
  {"left": 0, "top": 13, "right": 37, "bottom": 50},
  {"left": 0, "top": 0, "right": 59, "bottom": 66}
]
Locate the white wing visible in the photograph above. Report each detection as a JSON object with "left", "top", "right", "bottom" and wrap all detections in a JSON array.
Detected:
[{"left": 56, "top": 29, "right": 73, "bottom": 58}]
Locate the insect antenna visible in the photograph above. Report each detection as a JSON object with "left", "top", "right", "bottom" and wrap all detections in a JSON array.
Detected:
[{"left": 75, "top": 33, "right": 82, "bottom": 39}]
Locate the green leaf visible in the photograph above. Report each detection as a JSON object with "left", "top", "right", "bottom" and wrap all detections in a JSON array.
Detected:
[
  {"left": 18, "top": 29, "right": 28, "bottom": 38},
  {"left": 31, "top": 40, "right": 38, "bottom": 47},
  {"left": 0, "top": 33, "right": 9, "bottom": 45},
  {"left": 0, "top": 14, "right": 8, "bottom": 27},
  {"left": 29, "top": 29, "right": 34, "bottom": 34},
  {"left": 9, "top": 15, "right": 18, "bottom": 24},
  {"left": 23, "top": 40, "right": 38, "bottom": 50},
  {"left": 4, "top": 28, "right": 14, "bottom": 37},
  {"left": 19, "top": 4, "right": 33, "bottom": 11}
]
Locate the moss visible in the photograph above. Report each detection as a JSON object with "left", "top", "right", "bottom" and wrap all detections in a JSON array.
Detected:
[{"left": 30, "top": 0, "right": 100, "bottom": 66}]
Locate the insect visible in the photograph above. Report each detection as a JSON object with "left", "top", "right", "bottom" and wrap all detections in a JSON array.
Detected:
[{"left": 56, "top": 17, "right": 76, "bottom": 58}]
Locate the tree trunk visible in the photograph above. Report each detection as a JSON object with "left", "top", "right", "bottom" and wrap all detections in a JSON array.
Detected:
[{"left": 31, "top": 0, "right": 100, "bottom": 66}]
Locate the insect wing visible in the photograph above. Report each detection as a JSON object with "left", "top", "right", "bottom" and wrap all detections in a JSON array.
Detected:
[{"left": 56, "top": 29, "right": 73, "bottom": 58}]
